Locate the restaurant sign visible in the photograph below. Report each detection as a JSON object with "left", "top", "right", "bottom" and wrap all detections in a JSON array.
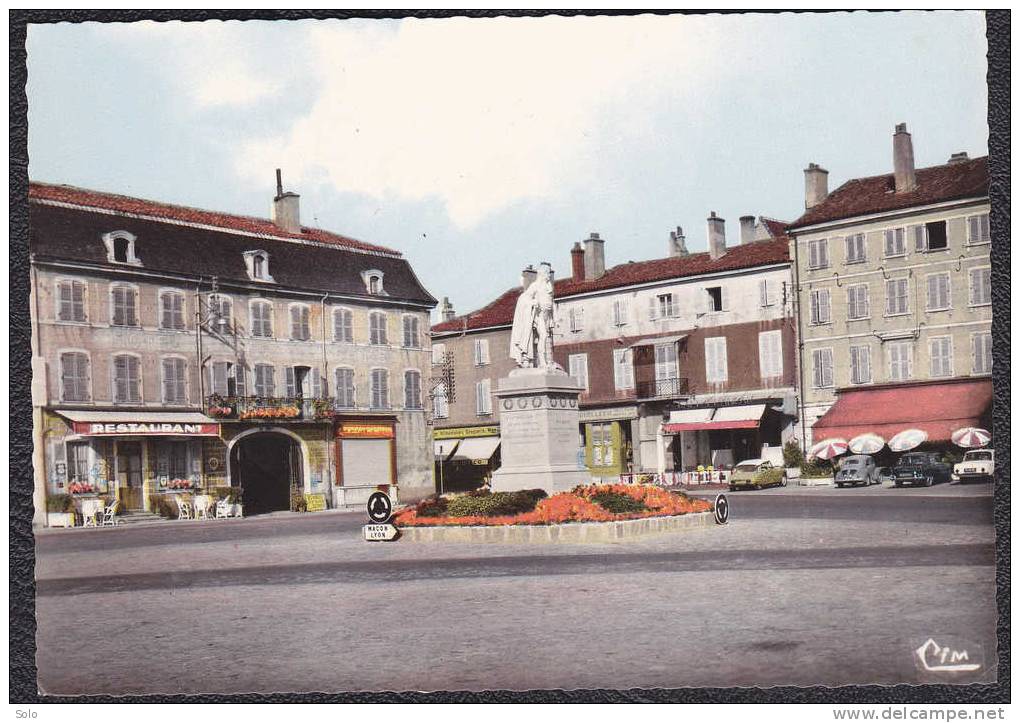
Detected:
[
  {"left": 579, "top": 406, "right": 638, "bottom": 423},
  {"left": 433, "top": 425, "right": 499, "bottom": 440},
  {"left": 73, "top": 422, "right": 220, "bottom": 436},
  {"left": 339, "top": 422, "right": 394, "bottom": 439}
]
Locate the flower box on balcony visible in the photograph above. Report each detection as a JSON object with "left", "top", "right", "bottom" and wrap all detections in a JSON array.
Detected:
[{"left": 239, "top": 406, "right": 301, "bottom": 420}]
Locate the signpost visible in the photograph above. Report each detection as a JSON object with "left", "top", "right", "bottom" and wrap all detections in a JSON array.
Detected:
[
  {"left": 714, "top": 493, "right": 729, "bottom": 525},
  {"left": 363, "top": 523, "right": 400, "bottom": 541},
  {"left": 363, "top": 491, "right": 399, "bottom": 541}
]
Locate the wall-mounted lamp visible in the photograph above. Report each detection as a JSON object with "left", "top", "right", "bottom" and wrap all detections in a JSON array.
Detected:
[{"left": 831, "top": 272, "right": 842, "bottom": 288}]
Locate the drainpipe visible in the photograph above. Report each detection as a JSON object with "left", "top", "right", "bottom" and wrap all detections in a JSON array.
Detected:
[
  {"left": 791, "top": 236, "right": 809, "bottom": 455},
  {"left": 320, "top": 292, "right": 332, "bottom": 492}
]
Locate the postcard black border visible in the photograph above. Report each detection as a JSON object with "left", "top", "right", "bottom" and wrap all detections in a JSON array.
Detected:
[{"left": 9, "top": 8, "right": 1010, "bottom": 705}]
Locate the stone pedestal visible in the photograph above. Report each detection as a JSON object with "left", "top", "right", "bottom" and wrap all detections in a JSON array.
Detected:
[{"left": 490, "top": 368, "right": 590, "bottom": 494}]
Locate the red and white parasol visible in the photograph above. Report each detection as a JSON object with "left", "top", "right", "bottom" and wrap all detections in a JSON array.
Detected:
[
  {"left": 888, "top": 428, "right": 928, "bottom": 452},
  {"left": 849, "top": 433, "right": 885, "bottom": 455},
  {"left": 809, "top": 438, "right": 849, "bottom": 460},
  {"left": 951, "top": 427, "right": 991, "bottom": 449}
]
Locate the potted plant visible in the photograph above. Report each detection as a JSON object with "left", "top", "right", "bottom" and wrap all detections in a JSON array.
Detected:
[
  {"left": 783, "top": 439, "right": 804, "bottom": 481},
  {"left": 46, "top": 493, "right": 76, "bottom": 528}
]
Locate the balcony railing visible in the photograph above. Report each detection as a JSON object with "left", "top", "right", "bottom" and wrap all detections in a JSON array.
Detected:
[
  {"left": 205, "top": 395, "right": 338, "bottom": 422},
  {"left": 635, "top": 377, "right": 690, "bottom": 400}
]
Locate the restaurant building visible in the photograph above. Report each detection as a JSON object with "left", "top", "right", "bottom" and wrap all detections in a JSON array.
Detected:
[
  {"left": 29, "top": 177, "right": 436, "bottom": 526},
  {"left": 786, "top": 125, "right": 992, "bottom": 451}
]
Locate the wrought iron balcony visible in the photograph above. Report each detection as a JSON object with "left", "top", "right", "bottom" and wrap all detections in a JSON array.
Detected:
[
  {"left": 635, "top": 377, "right": 691, "bottom": 400},
  {"left": 205, "top": 395, "right": 337, "bottom": 422}
]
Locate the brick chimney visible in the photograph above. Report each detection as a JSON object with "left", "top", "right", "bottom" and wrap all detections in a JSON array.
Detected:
[
  {"left": 583, "top": 232, "right": 606, "bottom": 280},
  {"left": 521, "top": 265, "right": 538, "bottom": 289},
  {"left": 706, "top": 212, "right": 726, "bottom": 260},
  {"left": 948, "top": 151, "right": 970, "bottom": 164},
  {"left": 570, "top": 243, "right": 585, "bottom": 280},
  {"left": 739, "top": 215, "right": 756, "bottom": 245},
  {"left": 669, "top": 226, "right": 689, "bottom": 257},
  {"left": 272, "top": 168, "right": 301, "bottom": 234},
  {"left": 439, "top": 296, "right": 455, "bottom": 322},
  {"left": 804, "top": 163, "right": 829, "bottom": 209},
  {"left": 893, "top": 123, "right": 917, "bottom": 193}
]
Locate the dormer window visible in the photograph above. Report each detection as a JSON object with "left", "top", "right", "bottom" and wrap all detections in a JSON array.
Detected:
[
  {"left": 243, "top": 250, "right": 274, "bottom": 282},
  {"left": 361, "top": 269, "right": 385, "bottom": 295},
  {"left": 102, "top": 231, "right": 141, "bottom": 266}
]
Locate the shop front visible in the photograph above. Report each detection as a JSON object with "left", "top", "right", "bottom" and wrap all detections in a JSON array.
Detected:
[
  {"left": 46, "top": 410, "right": 223, "bottom": 515},
  {"left": 334, "top": 418, "right": 398, "bottom": 507},
  {"left": 433, "top": 425, "right": 501, "bottom": 493},
  {"left": 579, "top": 406, "right": 637, "bottom": 481},
  {"left": 662, "top": 403, "right": 786, "bottom": 473}
]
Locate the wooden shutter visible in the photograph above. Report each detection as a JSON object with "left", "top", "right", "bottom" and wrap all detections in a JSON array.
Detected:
[
  {"left": 211, "top": 362, "right": 228, "bottom": 396},
  {"left": 648, "top": 296, "right": 658, "bottom": 321},
  {"left": 913, "top": 225, "right": 927, "bottom": 252},
  {"left": 285, "top": 367, "right": 297, "bottom": 397}
]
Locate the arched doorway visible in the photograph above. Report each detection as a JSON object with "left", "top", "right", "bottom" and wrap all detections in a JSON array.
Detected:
[{"left": 230, "top": 431, "right": 303, "bottom": 516}]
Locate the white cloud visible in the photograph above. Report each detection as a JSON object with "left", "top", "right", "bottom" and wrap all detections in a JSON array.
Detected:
[{"left": 232, "top": 15, "right": 722, "bottom": 228}]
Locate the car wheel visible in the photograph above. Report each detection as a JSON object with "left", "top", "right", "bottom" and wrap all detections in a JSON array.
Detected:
[
  {"left": 925, "top": 475, "right": 933, "bottom": 487},
  {"left": 780, "top": 476, "right": 788, "bottom": 487},
  {"left": 894, "top": 481, "right": 902, "bottom": 487}
]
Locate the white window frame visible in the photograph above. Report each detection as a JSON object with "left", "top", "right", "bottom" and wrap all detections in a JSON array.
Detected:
[
  {"left": 475, "top": 378, "right": 492, "bottom": 416},
  {"left": 657, "top": 293, "right": 677, "bottom": 319},
  {"left": 252, "top": 363, "right": 276, "bottom": 398},
  {"left": 966, "top": 213, "right": 990, "bottom": 246},
  {"left": 160, "top": 355, "right": 189, "bottom": 405},
  {"left": 362, "top": 269, "right": 385, "bottom": 295},
  {"left": 431, "top": 342, "right": 447, "bottom": 366},
  {"left": 759, "top": 279, "right": 776, "bottom": 308},
  {"left": 811, "top": 347, "right": 834, "bottom": 389},
  {"left": 849, "top": 345, "right": 872, "bottom": 385},
  {"left": 402, "top": 315, "right": 421, "bottom": 349},
  {"left": 333, "top": 307, "right": 354, "bottom": 343},
  {"left": 111, "top": 352, "right": 143, "bottom": 404},
  {"left": 473, "top": 338, "right": 490, "bottom": 366},
  {"left": 925, "top": 272, "right": 952, "bottom": 312},
  {"left": 109, "top": 283, "right": 140, "bottom": 328},
  {"left": 809, "top": 288, "right": 831, "bottom": 325},
  {"left": 846, "top": 283, "right": 870, "bottom": 321},
  {"left": 844, "top": 233, "right": 867, "bottom": 264},
  {"left": 971, "top": 331, "right": 992, "bottom": 375},
  {"left": 249, "top": 299, "right": 275, "bottom": 338},
  {"left": 887, "top": 341, "right": 914, "bottom": 382},
  {"left": 58, "top": 348, "right": 92, "bottom": 403},
  {"left": 333, "top": 366, "right": 357, "bottom": 409},
  {"left": 289, "top": 302, "right": 312, "bottom": 341},
  {"left": 370, "top": 367, "right": 390, "bottom": 409},
  {"left": 612, "top": 299, "right": 629, "bottom": 326},
  {"left": 242, "top": 250, "right": 274, "bottom": 282},
  {"left": 807, "top": 238, "right": 830, "bottom": 270},
  {"left": 208, "top": 359, "right": 246, "bottom": 398},
  {"left": 102, "top": 230, "right": 142, "bottom": 266},
  {"left": 55, "top": 278, "right": 88, "bottom": 324},
  {"left": 704, "top": 337, "right": 728, "bottom": 384},
  {"left": 883, "top": 227, "right": 907, "bottom": 258},
  {"left": 568, "top": 353, "right": 589, "bottom": 391},
  {"left": 568, "top": 307, "right": 584, "bottom": 333},
  {"left": 613, "top": 348, "right": 634, "bottom": 391},
  {"left": 928, "top": 336, "right": 954, "bottom": 378},
  {"left": 368, "top": 310, "right": 388, "bottom": 345},
  {"left": 885, "top": 278, "right": 910, "bottom": 317},
  {"left": 432, "top": 381, "right": 449, "bottom": 420},
  {"left": 757, "top": 330, "right": 783, "bottom": 380},
  {"left": 968, "top": 266, "right": 992, "bottom": 307},
  {"left": 403, "top": 369, "right": 423, "bottom": 410},
  {"left": 158, "top": 289, "right": 187, "bottom": 331}
]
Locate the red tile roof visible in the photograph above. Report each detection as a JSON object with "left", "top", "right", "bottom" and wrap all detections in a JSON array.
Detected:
[
  {"left": 789, "top": 156, "right": 989, "bottom": 230},
  {"left": 432, "top": 235, "right": 791, "bottom": 334},
  {"left": 811, "top": 378, "right": 992, "bottom": 443},
  {"left": 29, "top": 181, "right": 401, "bottom": 256}
]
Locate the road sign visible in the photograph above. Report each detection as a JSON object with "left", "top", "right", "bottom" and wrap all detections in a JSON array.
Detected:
[
  {"left": 714, "top": 493, "right": 729, "bottom": 525},
  {"left": 363, "top": 523, "right": 400, "bottom": 542},
  {"left": 367, "top": 491, "right": 393, "bottom": 523}
]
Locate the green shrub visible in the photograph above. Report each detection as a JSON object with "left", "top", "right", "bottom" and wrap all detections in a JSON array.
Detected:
[
  {"left": 753, "top": 468, "right": 785, "bottom": 486},
  {"left": 444, "top": 489, "right": 547, "bottom": 518},
  {"left": 590, "top": 491, "right": 647, "bottom": 514},
  {"left": 800, "top": 460, "right": 833, "bottom": 478},
  {"left": 783, "top": 439, "right": 805, "bottom": 468},
  {"left": 415, "top": 495, "right": 448, "bottom": 517},
  {"left": 46, "top": 494, "right": 75, "bottom": 513}
]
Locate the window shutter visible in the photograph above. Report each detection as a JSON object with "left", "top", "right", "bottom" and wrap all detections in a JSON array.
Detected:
[
  {"left": 311, "top": 368, "right": 323, "bottom": 397},
  {"left": 980, "top": 214, "right": 990, "bottom": 242},
  {"left": 285, "top": 367, "right": 297, "bottom": 397},
  {"left": 212, "top": 361, "right": 228, "bottom": 397},
  {"left": 291, "top": 307, "right": 300, "bottom": 339},
  {"left": 968, "top": 216, "right": 979, "bottom": 243},
  {"left": 913, "top": 225, "right": 927, "bottom": 252},
  {"left": 648, "top": 296, "right": 658, "bottom": 321},
  {"left": 114, "top": 356, "right": 128, "bottom": 401},
  {"left": 819, "top": 240, "right": 829, "bottom": 268},
  {"left": 759, "top": 280, "right": 768, "bottom": 307},
  {"left": 163, "top": 359, "right": 173, "bottom": 402},
  {"left": 58, "top": 282, "right": 72, "bottom": 321}
]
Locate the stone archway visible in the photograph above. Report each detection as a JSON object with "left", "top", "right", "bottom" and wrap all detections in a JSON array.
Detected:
[{"left": 229, "top": 431, "right": 304, "bottom": 516}]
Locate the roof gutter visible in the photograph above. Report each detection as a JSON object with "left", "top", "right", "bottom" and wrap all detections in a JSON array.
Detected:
[{"left": 787, "top": 195, "right": 989, "bottom": 235}]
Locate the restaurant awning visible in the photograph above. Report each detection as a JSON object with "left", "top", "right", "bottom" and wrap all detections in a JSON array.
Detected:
[
  {"left": 662, "top": 404, "right": 766, "bottom": 433},
  {"left": 433, "top": 439, "right": 461, "bottom": 461},
  {"left": 811, "top": 379, "right": 993, "bottom": 443},
  {"left": 450, "top": 436, "right": 501, "bottom": 462},
  {"left": 56, "top": 410, "right": 220, "bottom": 436}
]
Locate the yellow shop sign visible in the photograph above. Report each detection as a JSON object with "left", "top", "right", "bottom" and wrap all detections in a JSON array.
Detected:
[{"left": 433, "top": 425, "right": 499, "bottom": 440}]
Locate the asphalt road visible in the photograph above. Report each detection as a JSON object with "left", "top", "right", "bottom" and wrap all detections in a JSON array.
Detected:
[{"left": 34, "top": 485, "right": 998, "bottom": 695}]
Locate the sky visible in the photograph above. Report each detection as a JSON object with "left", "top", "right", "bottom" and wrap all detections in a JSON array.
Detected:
[{"left": 26, "top": 12, "right": 988, "bottom": 319}]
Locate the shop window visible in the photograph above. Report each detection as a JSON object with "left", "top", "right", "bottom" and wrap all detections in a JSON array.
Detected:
[
  {"left": 67, "top": 441, "right": 91, "bottom": 485},
  {"left": 589, "top": 422, "right": 615, "bottom": 468}
]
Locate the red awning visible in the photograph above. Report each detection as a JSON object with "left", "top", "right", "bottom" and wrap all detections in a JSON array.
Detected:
[
  {"left": 812, "top": 379, "right": 992, "bottom": 443},
  {"left": 663, "top": 404, "right": 765, "bottom": 433}
]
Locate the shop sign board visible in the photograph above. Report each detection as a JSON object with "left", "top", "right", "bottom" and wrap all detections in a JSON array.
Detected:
[
  {"left": 73, "top": 422, "right": 220, "bottom": 436},
  {"left": 305, "top": 493, "right": 327, "bottom": 512},
  {"left": 433, "top": 425, "right": 499, "bottom": 440},
  {"left": 579, "top": 406, "right": 639, "bottom": 423},
  {"left": 339, "top": 422, "right": 394, "bottom": 439},
  {"left": 363, "top": 523, "right": 399, "bottom": 541}
]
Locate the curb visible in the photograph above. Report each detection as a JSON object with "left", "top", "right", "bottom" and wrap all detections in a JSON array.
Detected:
[{"left": 397, "top": 511, "right": 716, "bottom": 543}]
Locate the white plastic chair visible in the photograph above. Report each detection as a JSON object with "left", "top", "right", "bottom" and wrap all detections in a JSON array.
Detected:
[
  {"left": 193, "top": 495, "right": 211, "bottom": 520},
  {"left": 215, "top": 498, "right": 232, "bottom": 519},
  {"left": 81, "top": 498, "right": 103, "bottom": 527},
  {"left": 101, "top": 499, "right": 121, "bottom": 527},
  {"left": 175, "top": 496, "right": 193, "bottom": 520}
]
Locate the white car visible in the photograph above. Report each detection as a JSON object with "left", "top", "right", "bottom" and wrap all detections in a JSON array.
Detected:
[{"left": 952, "top": 449, "right": 994, "bottom": 484}]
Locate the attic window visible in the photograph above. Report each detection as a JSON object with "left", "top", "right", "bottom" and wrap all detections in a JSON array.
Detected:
[
  {"left": 361, "top": 269, "right": 386, "bottom": 296},
  {"left": 102, "top": 231, "right": 141, "bottom": 266},
  {"left": 242, "top": 250, "right": 274, "bottom": 282}
]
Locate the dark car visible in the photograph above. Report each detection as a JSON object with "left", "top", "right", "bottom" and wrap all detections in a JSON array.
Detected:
[
  {"left": 892, "top": 452, "right": 952, "bottom": 487},
  {"left": 835, "top": 455, "right": 880, "bottom": 488}
]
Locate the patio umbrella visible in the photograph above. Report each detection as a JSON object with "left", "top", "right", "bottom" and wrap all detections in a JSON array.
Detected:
[
  {"left": 849, "top": 433, "right": 885, "bottom": 455},
  {"left": 951, "top": 427, "right": 991, "bottom": 449},
  {"left": 888, "top": 428, "right": 928, "bottom": 452},
  {"left": 809, "top": 438, "right": 848, "bottom": 460}
]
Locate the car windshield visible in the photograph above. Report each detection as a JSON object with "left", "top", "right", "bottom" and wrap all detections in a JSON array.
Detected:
[
  {"left": 964, "top": 451, "right": 992, "bottom": 461},
  {"left": 900, "top": 454, "right": 926, "bottom": 465},
  {"left": 842, "top": 459, "right": 860, "bottom": 466},
  {"left": 735, "top": 464, "right": 759, "bottom": 472}
]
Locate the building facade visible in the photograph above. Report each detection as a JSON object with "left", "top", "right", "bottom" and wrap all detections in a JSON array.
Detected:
[
  {"left": 787, "top": 125, "right": 992, "bottom": 451},
  {"left": 30, "top": 179, "right": 436, "bottom": 525}
]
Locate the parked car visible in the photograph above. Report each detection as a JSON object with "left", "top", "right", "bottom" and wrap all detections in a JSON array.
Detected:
[
  {"left": 952, "top": 449, "right": 995, "bottom": 484},
  {"left": 728, "top": 459, "right": 784, "bottom": 491},
  {"left": 892, "top": 452, "right": 953, "bottom": 487},
  {"left": 834, "top": 454, "right": 880, "bottom": 488}
]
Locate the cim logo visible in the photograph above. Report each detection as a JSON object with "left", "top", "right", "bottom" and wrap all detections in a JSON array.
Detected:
[{"left": 914, "top": 638, "right": 982, "bottom": 673}]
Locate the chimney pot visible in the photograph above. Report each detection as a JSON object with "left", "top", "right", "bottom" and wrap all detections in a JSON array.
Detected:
[
  {"left": 948, "top": 151, "right": 970, "bottom": 164},
  {"left": 521, "top": 264, "right": 538, "bottom": 289},
  {"left": 804, "top": 163, "right": 829, "bottom": 209},
  {"left": 570, "top": 243, "right": 585, "bottom": 280},
  {"left": 582, "top": 232, "right": 606, "bottom": 280},
  {"left": 669, "top": 226, "right": 689, "bottom": 257},
  {"left": 440, "top": 296, "right": 456, "bottom": 322},
  {"left": 893, "top": 123, "right": 917, "bottom": 193},
  {"left": 739, "top": 215, "right": 756, "bottom": 245},
  {"left": 706, "top": 212, "right": 727, "bottom": 260},
  {"left": 271, "top": 170, "right": 301, "bottom": 234}
]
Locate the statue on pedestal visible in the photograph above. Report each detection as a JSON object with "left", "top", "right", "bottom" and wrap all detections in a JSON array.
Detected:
[{"left": 509, "top": 263, "right": 555, "bottom": 369}]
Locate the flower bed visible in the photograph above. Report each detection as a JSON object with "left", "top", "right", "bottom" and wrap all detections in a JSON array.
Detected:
[{"left": 394, "top": 484, "right": 712, "bottom": 527}]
